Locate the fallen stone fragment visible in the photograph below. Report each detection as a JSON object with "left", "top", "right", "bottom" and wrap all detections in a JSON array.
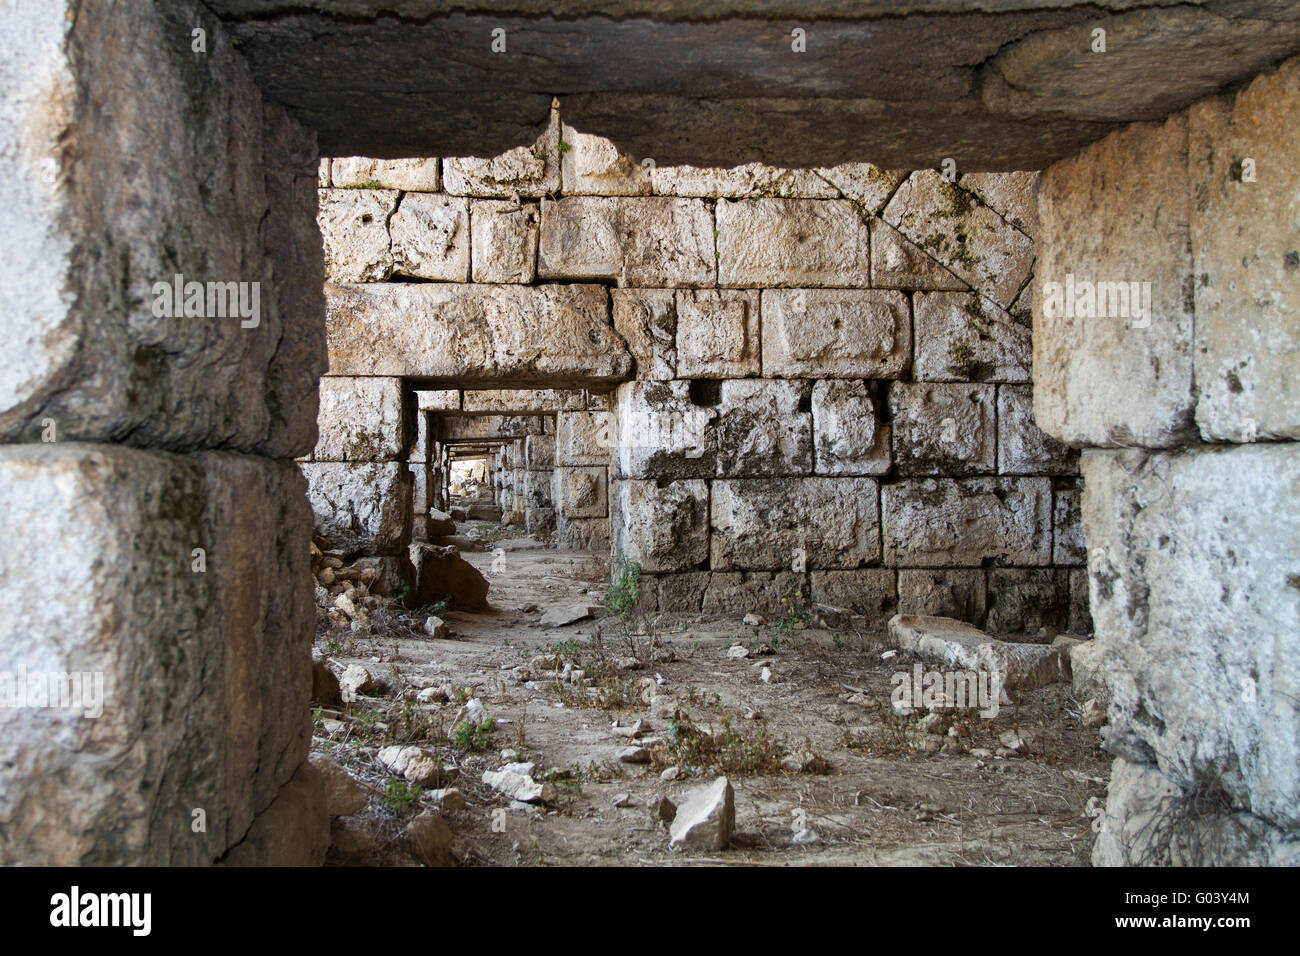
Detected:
[
  {"left": 447, "top": 697, "right": 489, "bottom": 738},
  {"left": 378, "top": 745, "right": 447, "bottom": 787},
  {"left": 427, "top": 508, "right": 457, "bottom": 537},
  {"left": 618, "top": 746, "right": 651, "bottom": 764},
  {"left": 339, "top": 664, "right": 376, "bottom": 702},
  {"left": 669, "top": 777, "right": 735, "bottom": 851},
  {"left": 649, "top": 795, "right": 677, "bottom": 827},
  {"left": 312, "top": 659, "right": 342, "bottom": 707},
  {"left": 540, "top": 604, "right": 596, "bottom": 627},
  {"left": 411, "top": 543, "right": 490, "bottom": 610},
  {"left": 612, "top": 792, "right": 637, "bottom": 809},
  {"left": 1081, "top": 697, "right": 1107, "bottom": 728},
  {"left": 661, "top": 766, "right": 680, "bottom": 781},
  {"left": 309, "top": 755, "right": 368, "bottom": 816},
  {"left": 611, "top": 656, "right": 643, "bottom": 671},
  {"left": 781, "top": 751, "right": 831, "bottom": 774},
  {"left": 742, "top": 613, "right": 766, "bottom": 627},
  {"left": 977, "top": 640, "right": 1070, "bottom": 692},
  {"left": 405, "top": 811, "right": 454, "bottom": 867},
  {"left": 726, "top": 644, "right": 750, "bottom": 659},
  {"left": 427, "top": 787, "right": 467, "bottom": 812},
  {"left": 424, "top": 615, "right": 449, "bottom": 639},
  {"left": 792, "top": 829, "right": 819, "bottom": 846},
  {"left": 482, "top": 762, "right": 556, "bottom": 804},
  {"left": 889, "top": 613, "right": 1071, "bottom": 691},
  {"left": 612, "top": 718, "right": 647, "bottom": 738}
]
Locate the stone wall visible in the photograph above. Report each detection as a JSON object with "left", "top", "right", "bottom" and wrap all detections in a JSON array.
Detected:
[
  {"left": 1034, "top": 54, "right": 1300, "bottom": 865},
  {"left": 315, "top": 109, "right": 1084, "bottom": 630},
  {"left": 0, "top": 0, "right": 328, "bottom": 864}
]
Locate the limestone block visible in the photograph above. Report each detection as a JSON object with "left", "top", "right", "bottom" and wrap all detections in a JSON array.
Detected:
[
  {"left": 1082, "top": 444, "right": 1300, "bottom": 831},
  {"left": 1189, "top": 56, "right": 1300, "bottom": 442},
  {"left": 710, "top": 477, "right": 880, "bottom": 571},
  {"left": 883, "top": 171, "right": 1033, "bottom": 308},
  {"left": 1034, "top": 114, "right": 1196, "bottom": 447},
  {"left": 411, "top": 544, "right": 490, "bottom": 611},
  {"left": 561, "top": 124, "right": 652, "bottom": 195},
  {"left": 811, "top": 380, "right": 891, "bottom": 476},
  {"left": 438, "top": 414, "right": 545, "bottom": 441},
  {"left": 638, "top": 572, "right": 711, "bottom": 614},
  {"left": 318, "top": 158, "right": 331, "bottom": 187},
  {"left": 523, "top": 469, "right": 553, "bottom": 508},
  {"left": 986, "top": 568, "right": 1069, "bottom": 635},
  {"left": 1068, "top": 568, "right": 1093, "bottom": 636},
  {"left": 651, "top": 163, "right": 837, "bottom": 199},
  {"left": 870, "top": 219, "right": 969, "bottom": 291},
  {"left": 318, "top": 187, "right": 398, "bottom": 283},
  {"left": 526, "top": 507, "right": 556, "bottom": 535},
  {"left": 538, "top": 196, "right": 715, "bottom": 286},
  {"left": 761, "top": 290, "right": 910, "bottom": 378},
  {"left": 610, "top": 479, "right": 709, "bottom": 573},
  {"left": 701, "top": 572, "right": 810, "bottom": 615},
  {"left": 556, "top": 410, "right": 613, "bottom": 466},
  {"left": 897, "top": 569, "right": 988, "bottom": 626},
  {"left": 913, "top": 292, "right": 1031, "bottom": 383},
  {"left": 443, "top": 112, "right": 559, "bottom": 197},
  {"left": 302, "top": 461, "right": 412, "bottom": 555},
  {"left": 417, "top": 389, "right": 460, "bottom": 411},
  {"left": 958, "top": 171, "right": 1039, "bottom": 237},
  {"left": 674, "top": 290, "right": 760, "bottom": 379},
  {"left": 470, "top": 199, "right": 539, "bottom": 284},
  {"left": 997, "top": 384, "right": 1078, "bottom": 475},
  {"left": 554, "top": 466, "right": 608, "bottom": 519},
  {"left": 882, "top": 478, "right": 1052, "bottom": 567},
  {"left": 717, "top": 199, "right": 870, "bottom": 287},
  {"left": 325, "top": 283, "right": 630, "bottom": 385},
  {"left": 612, "top": 289, "right": 677, "bottom": 380},
  {"left": 221, "top": 761, "right": 328, "bottom": 867},
  {"left": 0, "top": 443, "right": 312, "bottom": 865},
  {"left": 1053, "top": 479, "right": 1085, "bottom": 566},
  {"left": 714, "top": 379, "right": 812, "bottom": 477},
  {"left": 810, "top": 569, "right": 898, "bottom": 628},
  {"left": 525, "top": 434, "right": 556, "bottom": 469},
  {"left": 314, "top": 377, "right": 409, "bottom": 462},
  {"left": 461, "top": 389, "right": 583, "bottom": 414},
  {"left": 556, "top": 516, "right": 611, "bottom": 553},
  {"left": 331, "top": 157, "right": 440, "bottom": 191},
  {"left": 613, "top": 380, "right": 716, "bottom": 480},
  {"left": 815, "top": 163, "right": 901, "bottom": 214},
  {"left": 390, "top": 193, "right": 470, "bottom": 281},
  {"left": 889, "top": 383, "right": 996, "bottom": 476}
]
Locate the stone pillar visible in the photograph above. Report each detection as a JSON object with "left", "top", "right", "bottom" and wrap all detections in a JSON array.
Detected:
[{"left": 1034, "top": 54, "right": 1300, "bottom": 864}]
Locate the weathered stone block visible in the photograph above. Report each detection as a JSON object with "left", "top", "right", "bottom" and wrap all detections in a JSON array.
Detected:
[
  {"left": 443, "top": 112, "right": 559, "bottom": 197},
  {"left": 461, "top": 389, "right": 583, "bottom": 415},
  {"left": 318, "top": 188, "right": 399, "bottom": 282},
  {"left": 986, "top": 568, "right": 1069, "bottom": 635},
  {"left": 870, "top": 219, "right": 968, "bottom": 292},
  {"left": 1082, "top": 444, "right": 1300, "bottom": 832},
  {"left": 1068, "top": 568, "right": 1093, "bottom": 636},
  {"left": 883, "top": 171, "right": 1033, "bottom": 308},
  {"left": 538, "top": 196, "right": 716, "bottom": 286},
  {"left": 556, "top": 410, "right": 613, "bottom": 466},
  {"left": 525, "top": 434, "right": 556, "bottom": 469},
  {"left": 714, "top": 379, "right": 812, "bottom": 477},
  {"left": 526, "top": 507, "right": 556, "bottom": 535},
  {"left": 811, "top": 380, "right": 891, "bottom": 476},
  {"left": 561, "top": 124, "right": 652, "bottom": 195},
  {"left": 1034, "top": 114, "right": 1196, "bottom": 447},
  {"left": 651, "top": 163, "right": 837, "bottom": 199},
  {"left": 417, "top": 389, "right": 460, "bottom": 411},
  {"left": 613, "top": 380, "right": 716, "bottom": 480},
  {"left": 1189, "top": 56, "right": 1300, "bottom": 442},
  {"left": 815, "top": 163, "right": 900, "bottom": 214},
  {"left": 913, "top": 292, "right": 1031, "bottom": 383},
  {"left": 611, "top": 479, "right": 709, "bottom": 572},
  {"left": 523, "top": 469, "right": 553, "bottom": 508},
  {"left": 810, "top": 569, "right": 898, "bottom": 628},
  {"left": 889, "top": 383, "right": 996, "bottom": 476},
  {"left": 554, "top": 466, "right": 608, "bottom": 519},
  {"left": 702, "top": 572, "right": 810, "bottom": 615},
  {"left": 710, "top": 477, "right": 880, "bottom": 571},
  {"left": 302, "top": 461, "right": 412, "bottom": 555},
  {"left": 437, "top": 414, "right": 545, "bottom": 441},
  {"left": 390, "top": 193, "right": 470, "bottom": 281},
  {"left": 674, "top": 290, "right": 760, "bottom": 379},
  {"left": 314, "top": 377, "right": 409, "bottom": 462},
  {"left": 556, "top": 515, "right": 611, "bottom": 553},
  {"left": 331, "top": 157, "right": 439, "bottom": 191},
  {"left": 882, "top": 478, "right": 1052, "bottom": 567},
  {"left": 612, "top": 289, "right": 677, "bottom": 380},
  {"left": 325, "top": 283, "right": 630, "bottom": 385},
  {"left": 997, "top": 384, "right": 1078, "bottom": 475},
  {"left": 761, "top": 290, "right": 910, "bottom": 378},
  {"left": 897, "top": 569, "right": 988, "bottom": 626},
  {"left": 470, "top": 199, "right": 539, "bottom": 284},
  {"left": 959, "top": 172, "right": 1038, "bottom": 237},
  {"left": 717, "top": 199, "right": 870, "bottom": 287},
  {"left": 1053, "top": 479, "right": 1086, "bottom": 566}
]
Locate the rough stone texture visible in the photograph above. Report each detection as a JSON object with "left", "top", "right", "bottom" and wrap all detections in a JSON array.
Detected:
[
  {"left": 438, "top": 414, "right": 545, "bottom": 441},
  {"left": 553, "top": 466, "right": 609, "bottom": 519},
  {"left": 331, "top": 156, "right": 439, "bottom": 191},
  {"left": 1068, "top": 568, "right": 1093, "bottom": 636},
  {"left": 890, "top": 383, "right": 996, "bottom": 477},
  {"left": 556, "top": 410, "right": 613, "bottom": 466},
  {"left": 325, "top": 283, "right": 630, "bottom": 385},
  {"left": 882, "top": 477, "right": 1052, "bottom": 567},
  {"left": 713, "top": 379, "right": 812, "bottom": 477},
  {"left": 411, "top": 543, "right": 491, "bottom": 610},
  {"left": 613, "top": 380, "right": 715, "bottom": 480},
  {"left": 462, "top": 389, "right": 583, "bottom": 414},
  {"left": 710, "top": 478, "right": 880, "bottom": 571},
  {"left": 556, "top": 515, "right": 611, "bottom": 552},
  {"left": 538, "top": 197, "right": 716, "bottom": 286},
  {"left": 997, "top": 385, "right": 1078, "bottom": 476},
  {"left": 1034, "top": 113, "right": 1196, "bottom": 448},
  {"left": 562, "top": 123, "right": 652, "bottom": 195},
  {"left": 883, "top": 171, "right": 1033, "bottom": 308},
  {"left": 897, "top": 569, "right": 988, "bottom": 626},
  {"left": 717, "top": 199, "right": 869, "bottom": 288},
  {"left": 314, "top": 377, "right": 410, "bottom": 461},
  {"left": 701, "top": 572, "right": 809, "bottom": 615},
  {"left": 525, "top": 433, "right": 556, "bottom": 468},
  {"left": 913, "top": 292, "right": 1031, "bottom": 384},
  {"left": 1189, "top": 54, "right": 1300, "bottom": 442},
  {"left": 817, "top": 163, "right": 901, "bottom": 214},
  {"left": 610, "top": 479, "right": 710, "bottom": 572},
  {"left": 1053, "top": 480, "right": 1085, "bottom": 566},
  {"left": 470, "top": 200, "right": 540, "bottom": 283},
  {"left": 220, "top": 761, "right": 329, "bottom": 867},
  {"left": 0, "top": 443, "right": 313, "bottom": 865},
  {"left": 612, "top": 289, "right": 677, "bottom": 381},
  {"left": 674, "top": 290, "right": 760, "bottom": 379},
  {"left": 443, "top": 110, "right": 559, "bottom": 197},
  {"left": 651, "top": 163, "right": 837, "bottom": 199},
  {"left": 319, "top": 188, "right": 399, "bottom": 282},
  {"left": 870, "top": 219, "right": 968, "bottom": 292},
  {"left": 985, "top": 568, "right": 1069, "bottom": 635},
  {"left": 810, "top": 569, "right": 898, "bottom": 628},
  {"left": 0, "top": 0, "right": 326, "bottom": 457},
  {"left": 761, "top": 290, "right": 910, "bottom": 379},
  {"left": 811, "top": 380, "right": 891, "bottom": 476},
  {"left": 390, "top": 193, "right": 471, "bottom": 281},
  {"left": 302, "top": 461, "right": 413, "bottom": 555},
  {"left": 959, "top": 171, "right": 1038, "bottom": 237},
  {"left": 1082, "top": 445, "right": 1300, "bottom": 842}
]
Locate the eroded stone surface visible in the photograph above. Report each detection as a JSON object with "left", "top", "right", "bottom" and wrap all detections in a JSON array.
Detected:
[
  {"left": 890, "top": 383, "right": 996, "bottom": 477},
  {"left": 303, "top": 461, "right": 412, "bottom": 555},
  {"left": 314, "top": 377, "right": 409, "bottom": 461},
  {"left": 470, "top": 199, "right": 540, "bottom": 283},
  {"left": 610, "top": 479, "right": 709, "bottom": 572},
  {"left": 913, "top": 292, "right": 1030, "bottom": 383},
  {"left": 811, "top": 380, "right": 891, "bottom": 476},
  {"left": 390, "top": 193, "right": 470, "bottom": 281},
  {"left": 882, "top": 477, "right": 1052, "bottom": 567},
  {"left": 718, "top": 199, "right": 870, "bottom": 287},
  {"left": 761, "top": 290, "right": 910, "bottom": 379},
  {"left": 612, "top": 289, "right": 677, "bottom": 380},
  {"left": 997, "top": 385, "right": 1078, "bottom": 476},
  {"left": 675, "top": 290, "right": 760, "bottom": 379}
]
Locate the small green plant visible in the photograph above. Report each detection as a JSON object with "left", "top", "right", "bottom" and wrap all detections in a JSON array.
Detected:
[
  {"left": 382, "top": 778, "right": 423, "bottom": 814},
  {"left": 605, "top": 556, "right": 642, "bottom": 620},
  {"left": 452, "top": 717, "right": 497, "bottom": 752},
  {"left": 557, "top": 139, "right": 573, "bottom": 155},
  {"left": 768, "top": 584, "right": 807, "bottom": 647}
]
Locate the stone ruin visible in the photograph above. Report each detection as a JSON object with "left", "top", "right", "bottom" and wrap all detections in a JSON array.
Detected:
[{"left": 0, "top": 0, "right": 1296, "bottom": 867}]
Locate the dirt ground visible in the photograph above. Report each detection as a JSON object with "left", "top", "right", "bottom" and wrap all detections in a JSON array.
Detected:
[{"left": 312, "top": 530, "right": 1110, "bottom": 867}]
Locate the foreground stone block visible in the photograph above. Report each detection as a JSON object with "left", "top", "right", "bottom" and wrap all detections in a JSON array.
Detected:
[
  {"left": 470, "top": 199, "right": 540, "bottom": 284},
  {"left": 331, "top": 157, "right": 440, "bottom": 191},
  {"left": 553, "top": 466, "right": 608, "bottom": 519},
  {"left": 882, "top": 478, "right": 1052, "bottom": 567},
  {"left": 810, "top": 569, "right": 898, "bottom": 628},
  {"left": 538, "top": 196, "right": 716, "bottom": 286},
  {"left": 669, "top": 777, "right": 734, "bottom": 850},
  {"left": 613, "top": 381, "right": 715, "bottom": 480},
  {"left": 314, "top": 376, "right": 410, "bottom": 461},
  {"left": 325, "top": 283, "right": 630, "bottom": 385},
  {"left": 561, "top": 124, "right": 652, "bottom": 195},
  {"left": 811, "top": 381, "right": 891, "bottom": 476},
  {"left": 611, "top": 479, "right": 709, "bottom": 572},
  {"left": 913, "top": 292, "right": 1031, "bottom": 383},
  {"left": 996, "top": 384, "right": 1078, "bottom": 475},
  {"left": 674, "top": 290, "right": 760, "bottom": 379},
  {"left": 711, "top": 477, "right": 880, "bottom": 571},
  {"left": 612, "top": 289, "right": 677, "bottom": 381},
  {"left": 761, "top": 290, "right": 910, "bottom": 378},
  {"left": 302, "top": 461, "right": 412, "bottom": 555},
  {"left": 890, "top": 383, "right": 996, "bottom": 477},
  {"left": 318, "top": 188, "right": 399, "bottom": 282},
  {"left": 897, "top": 569, "right": 988, "bottom": 626},
  {"left": 390, "top": 193, "right": 470, "bottom": 281},
  {"left": 714, "top": 379, "right": 812, "bottom": 477},
  {"left": 411, "top": 544, "right": 490, "bottom": 611},
  {"left": 1083, "top": 444, "right": 1300, "bottom": 834},
  {"left": 718, "top": 199, "right": 870, "bottom": 287}
]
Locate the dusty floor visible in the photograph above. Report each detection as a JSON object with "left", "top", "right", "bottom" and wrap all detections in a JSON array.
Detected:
[{"left": 313, "top": 528, "right": 1110, "bottom": 866}]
